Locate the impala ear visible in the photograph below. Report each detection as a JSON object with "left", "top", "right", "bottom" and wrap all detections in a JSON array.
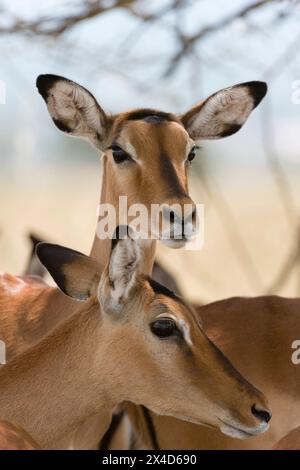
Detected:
[
  {"left": 36, "top": 74, "right": 110, "bottom": 150},
  {"left": 100, "top": 226, "right": 141, "bottom": 314},
  {"left": 36, "top": 243, "right": 101, "bottom": 301},
  {"left": 181, "top": 81, "right": 267, "bottom": 141}
]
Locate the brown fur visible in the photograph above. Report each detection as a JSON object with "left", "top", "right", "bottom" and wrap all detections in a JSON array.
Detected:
[
  {"left": 0, "top": 267, "right": 270, "bottom": 449},
  {"left": 0, "top": 273, "right": 73, "bottom": 361},
  {"left": 0, "top": 420, "right": 41, "bottom": 450},
  {"left": 90, "top": 117, "right": 195, "bottom": 273},
  {"left": 273, "top": 426, "right": 300, "bottom": 450},
  {"left": 2, "top": 76, "right": 268, "bottom": 449},
  {"left": 138, "top": 296, "right": 300, "bottom": 449}
]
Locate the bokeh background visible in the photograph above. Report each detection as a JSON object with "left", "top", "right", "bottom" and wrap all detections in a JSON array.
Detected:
[{"left": 0, "top": 0, "right": 300, "bottom": 303}]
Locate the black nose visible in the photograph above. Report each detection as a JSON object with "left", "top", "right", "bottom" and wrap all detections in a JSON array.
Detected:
[{"left": 251, "top": 405, "right": 272, "bottom": 423}]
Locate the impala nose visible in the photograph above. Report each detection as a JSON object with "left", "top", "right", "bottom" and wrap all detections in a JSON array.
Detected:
[
  {"left": 162, "top": 205, "right": 197, "bottom": 239},
  {"left": 251, "top": 404, "right": 272, "bottom": 423}
]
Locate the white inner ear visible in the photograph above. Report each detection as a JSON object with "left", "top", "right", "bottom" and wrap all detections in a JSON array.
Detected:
[
  {"left": 108, "top": 239, "right": 140, "bottom": 309},
  {"left": 188, "top": 86, "right": 255, "bottom": 140},
  {"left": 47, "top": 80, "right": 105, "bottom": 147}
]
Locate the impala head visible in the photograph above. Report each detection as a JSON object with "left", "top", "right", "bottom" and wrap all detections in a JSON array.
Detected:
[
  {"left": 36, "top": 75, "right": 267, "bottom": 247},
  {"left": 37, "top": 228, "right": 271, "bottom": 439}
]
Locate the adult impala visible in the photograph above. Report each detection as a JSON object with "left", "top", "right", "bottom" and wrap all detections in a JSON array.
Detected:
[
  {"left": 36, "top": 74, "right": 267, "bottom": 274},
  {"left": 0, "top": 233, "right": 271, "bottom": 449}
]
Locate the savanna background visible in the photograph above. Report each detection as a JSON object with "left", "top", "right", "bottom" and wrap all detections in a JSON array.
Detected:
[{"left": 0, "top": 0, "right": 300, "bottom": 303}]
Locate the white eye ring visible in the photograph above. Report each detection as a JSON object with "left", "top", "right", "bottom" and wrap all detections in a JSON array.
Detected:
[{"left": 156, "top": 313, "right": 193, "bottom": 346}]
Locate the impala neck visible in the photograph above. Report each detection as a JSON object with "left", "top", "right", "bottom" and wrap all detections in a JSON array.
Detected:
[
  {"left": 89, "top": 155, "right": 156, "bottom": 275},
  {"left": 0, "top": 300, "right": 115, "bottom": 449}
]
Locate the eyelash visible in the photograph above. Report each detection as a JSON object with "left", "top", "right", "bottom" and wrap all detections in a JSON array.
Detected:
[
  {"left": 108, "top": 144, "right": 201, "bottom": 165},
  {"left": 109, "top": 145, "right": 133, "bottom": 164},
  {"left": 186, "top": 145, "right": 200, "bottom": 163},
  {"left": 151, "top": 315, "right": 185, "bottom": 342}
]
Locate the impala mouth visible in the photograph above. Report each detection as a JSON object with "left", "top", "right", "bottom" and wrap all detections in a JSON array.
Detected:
[
  {"left": 161, "top": 238, "right": 188, "bottom": 249},
  {"left": 218, "top": 418, "right": 269, "bottom": 440},
  {"left": 161, "top": 233, "right": 196, "bottom": 246}
]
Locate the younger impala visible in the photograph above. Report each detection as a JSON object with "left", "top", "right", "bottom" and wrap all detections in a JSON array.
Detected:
[{"left": 0, "top": 232, "right": 270, "bottom": 449}]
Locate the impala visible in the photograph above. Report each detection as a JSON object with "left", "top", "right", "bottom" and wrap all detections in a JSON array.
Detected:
[
  {"left": 0, "top": 233, "right": 271, "bottom": 449},
  {"left": 0, "top": 75, "right": 267, "bottom": 449},
  {"left": 125, "top": 296, "right": 300, "bottom": 450},
  {"left": 36, "top": 74, "right": 267, "bottom": 274}
]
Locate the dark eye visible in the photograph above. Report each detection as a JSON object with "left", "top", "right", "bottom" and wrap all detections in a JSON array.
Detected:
[
  {"left": 111, "top": 145, "right": 132, "bottom": 164},
  {"left": 187, "top": 146, "right": 197, "bottom": 163},
  {"left": 150, "top": 318, "right": 177, "bottom": 338}
]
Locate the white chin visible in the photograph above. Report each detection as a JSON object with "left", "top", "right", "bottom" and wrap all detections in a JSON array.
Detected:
[
  {"left": 161, "top": 239, "right": 187, "bottom": 249},
  {"left": 220, "top": 422, "right": 269, "bottom": 440},
  {"left": 220, "top": 423, "right": 252, "bottom": 440}
]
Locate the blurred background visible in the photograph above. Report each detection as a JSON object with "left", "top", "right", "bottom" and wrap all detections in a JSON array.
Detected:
[{"left": 0, "top": 0, "right": 300, "bottom": 303}]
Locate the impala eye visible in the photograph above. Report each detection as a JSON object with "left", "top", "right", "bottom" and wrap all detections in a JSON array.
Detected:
[
  {"left": 187, "top": 146, "right": 197, "bottom": 163},
  {"left": 111, "top": 145, "right": 132, "bottom": 164},
  {"left": 150, "top": 318, "right": 178, "bottom": 338}
]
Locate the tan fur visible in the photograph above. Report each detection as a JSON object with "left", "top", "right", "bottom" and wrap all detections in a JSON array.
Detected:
[
  {"left": 0, "top": 112, "right": 197, "bottom": 448},
  {"left": 273, "top": 426, "right": 300, "bottom": 450},
  {"left": 0, "top": 273, "right": 73, "bottom": 361},
  {"left": 0, "top": 77, "right": 267, "bottom": 449},
  {"left": 136, "top": 296, "right": 300, "bottom": 449},
  {"left": 0, "top": 420, "right": 41, "bottom": 450},
  {"left": 0, "top": 269, "right": 270, "bottom": 449},
  {"left": 63, "top": 257, "right": 101, "bottom": 299},
  {"left": 90, "top": 118, "right": 195, "bottom": 273}
]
